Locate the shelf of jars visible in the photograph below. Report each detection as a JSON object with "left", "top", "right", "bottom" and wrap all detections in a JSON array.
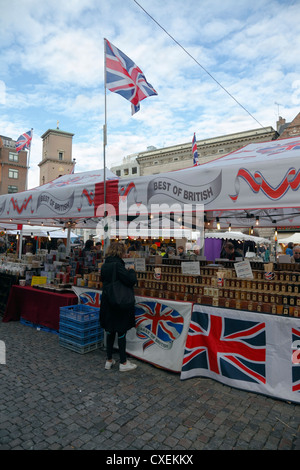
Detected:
[{"left": 134, "top": 259, "right": 300, "bottom": 318}]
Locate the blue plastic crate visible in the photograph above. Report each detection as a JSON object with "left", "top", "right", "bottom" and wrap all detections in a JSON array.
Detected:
[
  {"left": 59, "top": 304, "right": 99, "bottom": 322},
  {"left": 59, "top": 330, "right": 102, "bottom": 345},
  {"left": 59, "top": 337, "right": 102, "bottom": 354},
  {"left": 59, "top": 320, "right": 102, "bottom": 339},
  {"left": 59, "top": 315, "right": 99, "bottom": 330}
]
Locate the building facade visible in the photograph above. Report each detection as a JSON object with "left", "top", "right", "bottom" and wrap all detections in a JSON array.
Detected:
[
  {"left": 0, "top": 135, "right": 28, "bottom": 194},
  {"left": 38, "top": 126, "right": 75, "bottom": 185},
  {"left": 110, "top": 153, "right": 140, "bottom": 178},
  {"left": 136, "top": 126, "right": 278, "bottom": 177}
]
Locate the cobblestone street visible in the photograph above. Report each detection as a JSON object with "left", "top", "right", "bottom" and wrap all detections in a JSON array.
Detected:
[{"left": 1, "top": 321, "right": 299, "bottom": 451}]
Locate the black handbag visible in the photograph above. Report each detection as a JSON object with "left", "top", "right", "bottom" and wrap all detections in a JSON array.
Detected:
[{"left": 105, "top": 263, "right": 135, "bottom": 310}]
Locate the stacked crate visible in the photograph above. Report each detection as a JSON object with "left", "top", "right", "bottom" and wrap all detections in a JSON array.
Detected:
[{"left": 59, "top": 304, "right": 103, "bottom": 354}]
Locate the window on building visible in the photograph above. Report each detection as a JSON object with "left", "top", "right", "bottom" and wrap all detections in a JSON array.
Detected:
[
  {"left": 9, "top": 152, "right": 19, "bottom": 162},
  {"left": 123, "top": 168, "right": 129, "bottom": 176},
  {"left": 132, "top": 167, "right": 137, "bottom": 174},
  {"left": 58, "top": 152, "right": 63, "bottom": 161},
  {"left": 7, "top": 185, "right": 18, "bottom": 193},
  {"left": 116, "top": 170, "right": 121, "bottom": 176},
  {"left": 9, "top": 169, "right": 19, "bottom": 179}
]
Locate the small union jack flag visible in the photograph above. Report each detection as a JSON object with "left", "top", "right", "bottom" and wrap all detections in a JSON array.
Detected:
[
  {"left": 79, "top": 291, "right": 101, "bottom": 309},
  {"left": 182, "top": 311, "right": 266, "bottom": 384},
  {"left": 15, "top": 129, "right": 32, "bottom": 152},
  {"left": 135, "top": 301, "right": 184, "bottom": 351},
  {"left": 192, "top": 133, "right": 199, "bottom": 166},
  {"left": 105, "top": 38, "right": 157, "bottom": 115}
]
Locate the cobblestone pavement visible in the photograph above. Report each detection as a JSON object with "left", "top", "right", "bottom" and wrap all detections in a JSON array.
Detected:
[{"left": 0, "top": 320, "right": 299, "bottom": 451}]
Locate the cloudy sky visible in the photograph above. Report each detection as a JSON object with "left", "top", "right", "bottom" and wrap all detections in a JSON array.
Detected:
[{"left": 1, "top": 0, "right": 300, "bottom": 189}]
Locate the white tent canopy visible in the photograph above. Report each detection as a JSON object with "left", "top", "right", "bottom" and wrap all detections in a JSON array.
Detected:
[
  {"left": 119, "top": 136, "right": 300, "bottom": 228},
  {"left": 0, "top": 168, "right": 118, "bottom": 228},
  {"left": 0, "top": 137, "right": 300, "bottom": 232},
  {"left": 278, "top": 233, "right": 300, "bottom": 244},
  {"left": 205, "top": 231, "right": 271, "bottom": 244}
]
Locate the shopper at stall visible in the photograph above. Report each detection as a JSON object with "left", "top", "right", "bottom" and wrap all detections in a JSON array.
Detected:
[
  {"left": 220, "top": 242, "right": 241, "bottom": 260},
  {"left": 100, "top": 241, "right": 137, "bottom": 372},
  {"left": 82, "top": 239, "right": 95, "bottom": 253},
  {"left": 149, "top": 244, "right": 157, "bottom": 255},
  {"left": 177, "top": 245, "right": 185, "bottom": 257},
  {"left": 291, "top": 245, "right": 300, "bottom": 263},
  {"left": 286, "top": 242, "right": 294, "bottom": 256}
]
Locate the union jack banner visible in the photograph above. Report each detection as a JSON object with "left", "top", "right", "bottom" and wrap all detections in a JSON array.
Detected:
[
  {"left": 15, "top": 130, "right": 32, "bottom": 152},
  {"left": 181, "top": 305, "right": 300, "bottom": 404},
  {"left": 192, "top": 133, "right": 199, "bottom": 166},
  {"left": 105, "top": 38, "right": 157, "bottom": 115},
  {"left": 182, "top": 310, "right": 266, "bottom": 384},
  {"left": 135, "top": 300, "right": 184, "bottom": 351}
]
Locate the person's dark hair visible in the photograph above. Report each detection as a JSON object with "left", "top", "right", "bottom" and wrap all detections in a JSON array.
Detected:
[{"left": 85, "top": 239, "right": 94, "bottom": 249}]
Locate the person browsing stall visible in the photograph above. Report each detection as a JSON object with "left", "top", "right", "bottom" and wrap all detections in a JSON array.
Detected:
[
  {"left": 100, "top": 242, "right": 137, "bottom": 372},
  {"left": 292, "top": 245, "right": 300, "bottom": 263},
  {"left": 220, "top": 242, "right": 241, "bottom": 260}
]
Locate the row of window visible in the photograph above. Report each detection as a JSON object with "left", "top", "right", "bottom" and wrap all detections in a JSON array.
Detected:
[{"left": 115, "top": 167, "right": 137, "bottom": 176}]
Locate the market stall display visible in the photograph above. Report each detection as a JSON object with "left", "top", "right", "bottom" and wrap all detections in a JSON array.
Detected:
[{"left": 1, "top": 136, "right": 300, "bottom": 403}]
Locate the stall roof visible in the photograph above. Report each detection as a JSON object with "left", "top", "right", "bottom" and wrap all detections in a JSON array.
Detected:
[
  {"left": 0, "top": 168, "right": 118, "bottom": 228},
  {"left": 120, "top": 135, "right": 300, "bottom": 228},
  {"left": 1, "top": 136, "right": 300, "bottom": 230}
]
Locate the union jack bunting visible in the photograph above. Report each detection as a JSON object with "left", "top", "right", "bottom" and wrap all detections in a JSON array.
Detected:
[
  {"left": 135, "top": 301, "right": 184, "bottom": 351},
  {"left": 192, "top": 133, "right": 199, "bottom": 166},
  {"left": 15, "top": 130, "right": 32, "bottom": 152},
  {"left": 182, "top": 310, "right": 266, "bottom": 384},
  {"left": 105, "top": 38, "right": 157, "bottom": 115}
]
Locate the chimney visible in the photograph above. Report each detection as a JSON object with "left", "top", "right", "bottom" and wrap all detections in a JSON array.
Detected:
[{"left": 276, "top": 116, "right": 286, "bottom": 132}]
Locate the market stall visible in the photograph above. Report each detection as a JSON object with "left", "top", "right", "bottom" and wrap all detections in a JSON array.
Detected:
[{"left": 1, "top": 136, "right": 300, "bottom": 403}]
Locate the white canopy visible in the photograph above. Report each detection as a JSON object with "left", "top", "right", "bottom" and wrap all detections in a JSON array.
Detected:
[
  {"left": 278, "top": 233, "right": 300, "bottom": 244},
  {"left": 205, "top": 231, "right": 271, "bottom": 244},
  {"left": 120, "top": 136, "right": 300, "bottom": 228},
  {"left": 0, "top": 168, "right": 118, "bottom": 228},
  {"left": 0, "top": 136, "right": 300, "bottom": 231}
]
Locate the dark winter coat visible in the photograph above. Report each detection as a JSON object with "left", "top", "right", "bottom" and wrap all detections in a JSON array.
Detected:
[{"left": 100, "top": 255, "right": 137, "bottom": 334}]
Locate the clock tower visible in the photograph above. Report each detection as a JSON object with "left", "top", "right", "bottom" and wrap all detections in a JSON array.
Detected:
[{"left": 39, "top": 124, "right": 75, "bottom": 185}]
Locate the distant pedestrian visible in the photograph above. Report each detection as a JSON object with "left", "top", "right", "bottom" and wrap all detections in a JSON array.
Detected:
[{"left": 100, "top": 241, "right": 137, "bottom": 372}]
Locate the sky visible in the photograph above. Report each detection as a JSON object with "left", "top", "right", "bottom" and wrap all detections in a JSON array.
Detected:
[{"left": 1, "top": 0, "right": 300, "bottom": 190}]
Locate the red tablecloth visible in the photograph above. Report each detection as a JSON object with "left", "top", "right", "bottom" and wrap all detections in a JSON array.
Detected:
[{"left": 2, "top": 286, "right": 78, "bottom": 331}]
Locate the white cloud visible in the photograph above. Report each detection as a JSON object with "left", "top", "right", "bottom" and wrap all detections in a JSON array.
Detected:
[{"left": 1, "top": 0, "right": 300, "bottom": 191}]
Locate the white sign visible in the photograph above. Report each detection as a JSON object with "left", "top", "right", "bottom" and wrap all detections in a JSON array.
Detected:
[
  {"left": 234, "top": 260, "right": 253, "bottom": 279},
  {"left": 181, "top": 261, "right": 200, "bottom": 276},
  {"left": 134, "top": 258, "right": 146, "bottom": 272}
]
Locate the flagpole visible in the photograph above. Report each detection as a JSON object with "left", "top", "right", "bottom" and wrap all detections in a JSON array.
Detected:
[
  {"left": 103, "top": 38, "right": 108, "bottom": 254},
  {"left": 26, "top": 128, "right": 33, "bottom": 190}
]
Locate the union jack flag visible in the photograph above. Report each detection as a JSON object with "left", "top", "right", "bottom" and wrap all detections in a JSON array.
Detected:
[
  {"left": 292, "top": 327, "right": 300, "bottom": 392},
  {"left": 192, "top": 133, "right": 199, "bottom": 166},
  {"left": 135, "top": 301, "right": 184, "bottom": 351},
  {"left": 182, "top": 311, "right": 266, "bottom": 384},
  {"left": 15, "top": 129, "right": 32, "bottom": 152},
  {"left": 79, "top": 290, "right": 101, "bottom": 309},
  {"left": 105, "top": 38, "right": 157, "bottom": 115}
]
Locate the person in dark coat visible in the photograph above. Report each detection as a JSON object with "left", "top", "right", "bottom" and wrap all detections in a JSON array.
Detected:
[{"left": 100, "top": 241, "right": 137, "bottom": 372}]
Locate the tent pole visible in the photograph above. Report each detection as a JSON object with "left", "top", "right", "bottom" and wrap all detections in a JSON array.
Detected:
[
  {"left": 66, "top": 226, "right": 71, "bottom": 255},
  {"left": 103, "top": 38, "right": 109, "bottom": 254}
]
